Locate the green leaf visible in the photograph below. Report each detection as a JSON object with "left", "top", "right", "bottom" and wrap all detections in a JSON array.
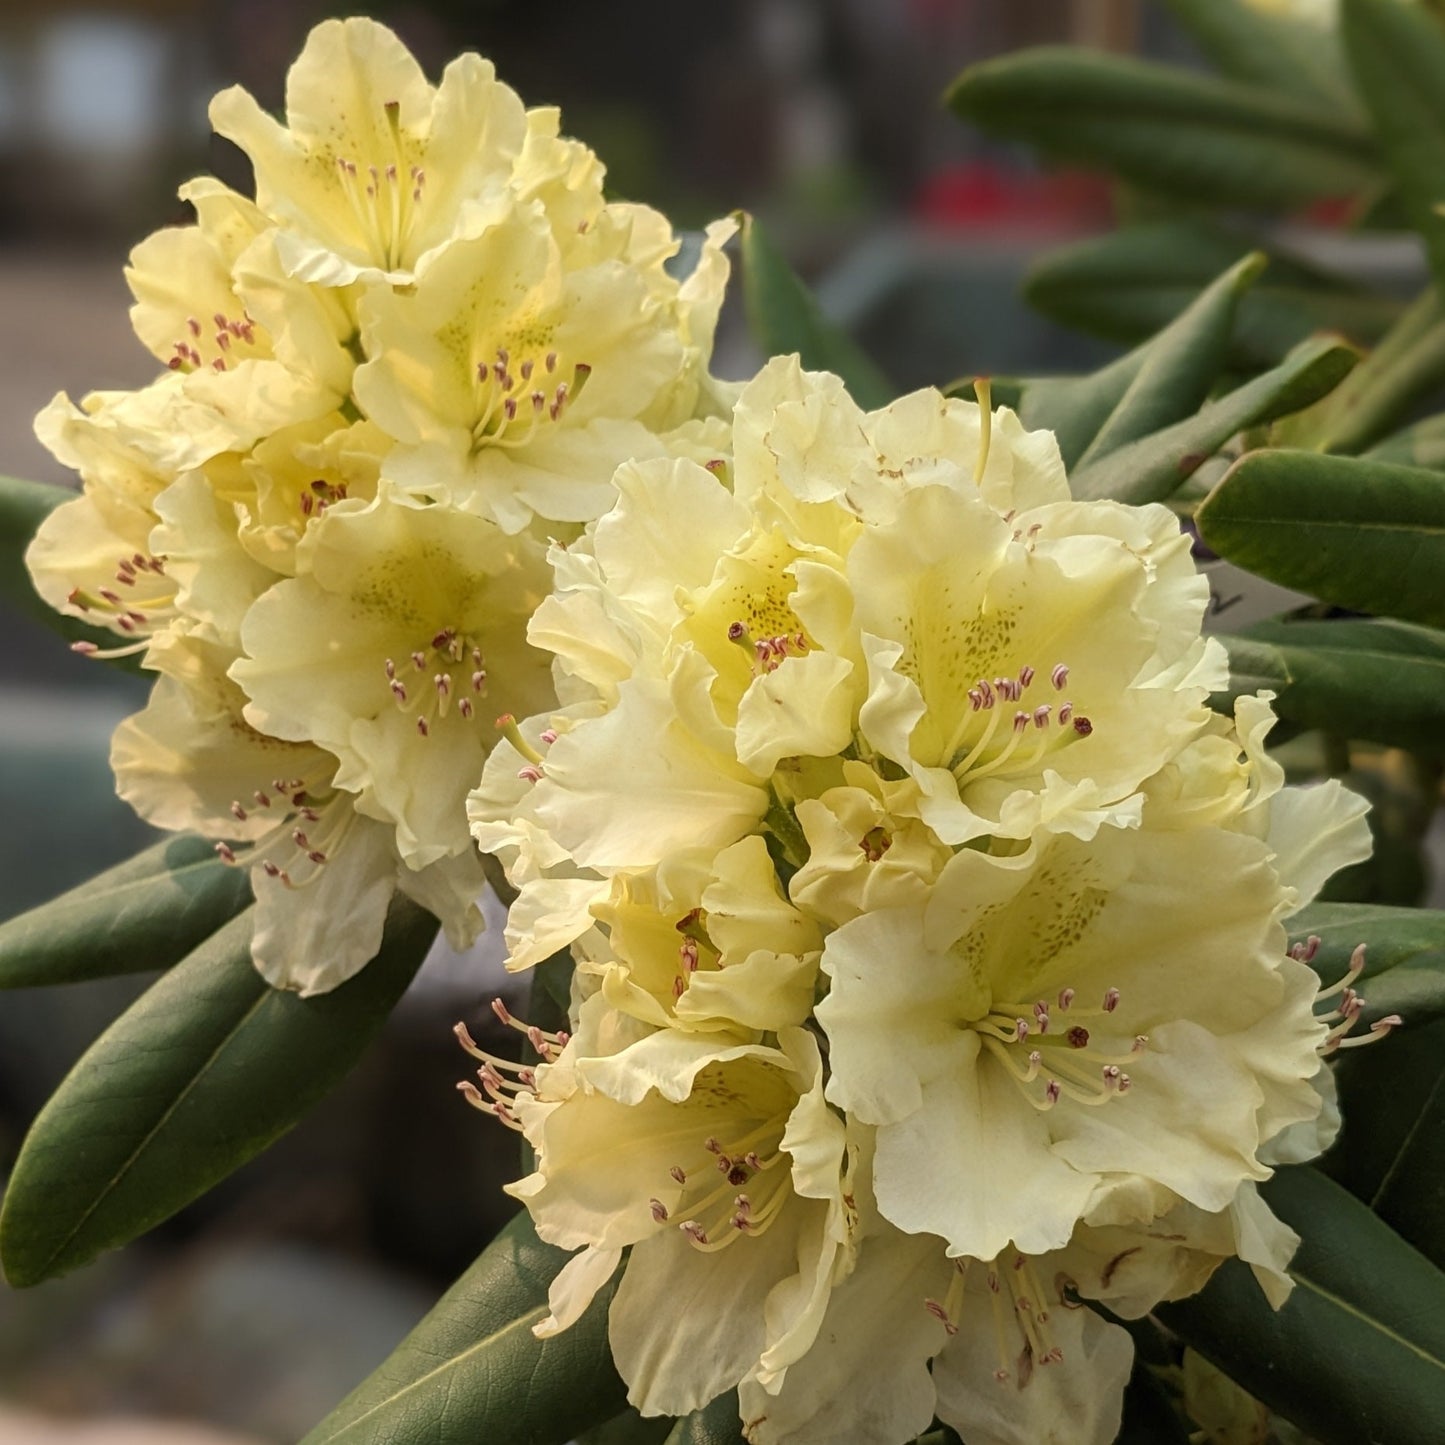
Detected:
[
  {"left": 947, "top": 49, "right": 1379, "bottom": 210},
  {"left": 301, "top": 1210, "right": 626, "bottom": 1445},
  {"left": 0, "top": 834, "right": 253, "bottom": 988},
  {"left": 1073, "top": 255, "right": 1262, "bottom": 470},
  {"left": 663, "top": 1393, "right": 744, "bottom": 1445},
  {"left": 1366, "top": 413, "right": 1445, "bottom": 470},
  {"left": 1288, "top": 901, "right": 1445, "bottom": 1033},
  {"left": 1214, "top": 618, "right": 1445, "bottom": 754},
  {"left": 0, "top": 473, "right": 142, "bottom": 668},
  {"left": 1327, "top": 1016, "right": 1445, "bottom": 1270},
  {"left": 1068, "top": 337, "right": 1356, "bottom": 504},
  {"left": 1196, "top": 450, "right": 1445, "bottom": 627},
  {"left": 1342, "top": 0, "right": 1445, "bottom": 291},
  {"left": 0, "top": 901, "right": 435, "bottom": 1286},
  {"left": 1024, "top": 223, "right": 1401, "bottom": 368},
  {"left": 1161, "top": 0, "right": 1359, "bottom": 112},
  {"left": 1157, "top": 1166, "right": 1445, "bottom": 1445},
  {"left": 1016, "top": 254, "right": 1264, "bottom": 469},
  {"left": 578, "top": 1410, "right": 673, "bottom": 1445},
  {"left": 1283, "top": 287, "right": 1445, "bottom": 455},
  {"left": 737, "top": 213, "right": 892, "bottom": 410}
]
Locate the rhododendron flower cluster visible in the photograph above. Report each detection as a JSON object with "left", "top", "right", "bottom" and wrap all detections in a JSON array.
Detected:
[
  {"left": 26, "top": 17, "right": 734, "bottom": 993},
  {"left": 463, "top": 359, "right": 1389, "bottom": 1444},
  {"left": 23, "top": 19, "right": 1399, "bottom": 1442}
]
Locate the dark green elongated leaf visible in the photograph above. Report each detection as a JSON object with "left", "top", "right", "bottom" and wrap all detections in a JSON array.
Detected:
[
  {"left": 1196, "top": 450, "right": 1445, "bottom": 627},
  {"left": 1069, "top": 337, "right": 1356, "bottom": 504},
  {"left": 301, "top": 1210, "right": 626, "bottom": 1445},
  {"left": 947, "top": 49, "right": 1379, "bottom": 210},
  {"left": 1288, "top": 901, "right": 1445, "bottom": 1032},
  {"left": 737, "top": 213, "right": 892, "bottom": 410},
  {"left": 0, "top": 834, "right": 252, "bottom": 987},
  {"left": 0, "top": 900, "right": 435, "bottom": 1287},
  {"left": 1161, "top": 0, "right": 1359, "bottom": 112},
  {"left": 579, "top": 1409, "right": 673, "bottom": 1445},
  {"left": 1343, "top": 0, "right": 1445, "bottom": 291},
  {"left": 1286, "top": 287, "right": 1445, "bottom": 455},
  {"left": 1157, "top": 1166, "right": 1445, "bottom": 1445},
  {"left": 1328, "top": 1016, "right": 1445, "bottom": 1269},
  {"left": 1214, "top": 618, "right": 1445, "bottom": 754},
  {"left": 1073, "top": 254, "right": 1262, "bottom": 471},
  {"left": 1366, "top": 413, "right": 1445, "bottom": 470},
  {"left": 0, "top": 473, "right": 142, "bottom": 669},
  {"left": 1017, "top": 254, "right": 1264, "bottom": 469},
  {"left": 663, "top": 1393, "right": 744, "bottom": 1445},
  {"left": 1024, "top": 222, "right": 1402, "bottom": 368}
]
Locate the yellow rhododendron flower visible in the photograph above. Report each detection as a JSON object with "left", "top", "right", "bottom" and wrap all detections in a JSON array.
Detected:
[
  {"left": 461, "top": 1020, "right": 859, "bottom": 1418},
  {"left": 469, "top": 354, "right": 1225, "bottom": 946},
  {"left": 466, "top": 356, "right": 1383, "bottom": 1444},
  {"left": 231, "top": 483, "right": 555, "bottom": 869},
  {"left": 112, "top": 633, "right": 484, "bottom": 994},
  {"left": 29, "top": 15, "right": 739, "bottom": 991}
]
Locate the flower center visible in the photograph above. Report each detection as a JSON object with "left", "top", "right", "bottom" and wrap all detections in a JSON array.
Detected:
[
  {"left": 727, "top": 620, "right": 811, "bottom": 676},
  {"left": 670, "top": 907, "right": 720, "bottom": 1000},
  {"left": 298, "top": 477, "right": 349, "bottom": 519},
  {"left": 383, "top": 626, "right": 488, "bottom": 737},
  {"left": 653, "top": 1120, "right": 792, "bottom": 1254},
  {"left": 67, "top": 550, "right": 175, "bottom": 660},
  {"left": 166, "top": 310, "right": 263, "bottom": 375},
  {"left": 332, "top": 103, "right": 427, "bottom": 272},
  {"left": 213, "top": 768, "right": 355, "bottom": 889},
  {"left": 471, "top": 346, "right": 591, "bottom": 451},
  {"left": 926, "top": 1253, "right": 1069, "bottom": 1384},
  {"left": 970, "top": 985, "right": 1146, "bottom": 1111},
  {"left": 945, "top": 661, "right": 1092, "bottom": 787}
]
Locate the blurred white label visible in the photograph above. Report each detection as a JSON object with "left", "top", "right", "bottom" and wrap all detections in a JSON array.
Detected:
[{"left": 1197, "top": 555, "right": 1315, "bottom": 633}]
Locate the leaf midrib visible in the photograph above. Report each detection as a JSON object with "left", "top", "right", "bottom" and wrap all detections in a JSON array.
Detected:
[
  {"left": 1289, "top": 1267, "right": 1445, "bottom": 1371},
  {"left": 1210, "top": 514, "right": 1445, "bottom": 537},
  {"left": 26, "top": 984, "right": 269, "bottom": 1278},
  {"left": 312, "top": 1303, "right": 550, "bottom": 1442},
  {"left": 1370, "top": 1064, "right": 1445, "bottom": 1211}
]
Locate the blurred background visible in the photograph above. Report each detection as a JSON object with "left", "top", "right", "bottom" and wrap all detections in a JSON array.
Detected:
[{"left": 0, "top": 1, "right": 1385, "bottom": 1441}]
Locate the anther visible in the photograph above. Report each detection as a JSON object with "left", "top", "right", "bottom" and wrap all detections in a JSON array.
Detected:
[
  {"left": 1102, "top": 988, "right": 1120, "bottom": 1012},
  {"left": 649, "top": 1199, "right": 669, "bottom": 1223}
]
